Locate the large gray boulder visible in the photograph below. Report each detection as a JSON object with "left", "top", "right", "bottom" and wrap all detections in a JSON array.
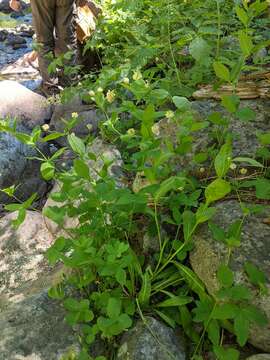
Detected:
[
  {"left": 246, "top": 355, "right": 270, "bottom": 360},
  {"left": 0, "top": 81, "right": 52, "bottom": 129},
  {"left": 0, "top": 128, "right": 48, "bottom": 205},
  {"left": 153, "top": 99, "right": 270, "bottom": 177},
  {"left": 50, "top": 98, "right": 101, "bottom": 147},
  {"left": 190, "top": 200, "right": 270, "bottom": 352},
  {"left": 117, "top": 317, "right": 186, "bottom": 360},
  {"left": 0, "top": 211, "right": 78, "bottom": 359}
]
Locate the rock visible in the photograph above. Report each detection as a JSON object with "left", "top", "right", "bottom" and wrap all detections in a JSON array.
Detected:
[
  {"left": 0, "top": 128, "right": 49, "bottom": 205},
  {"left": 0, "top": 291, "right": 79, "bottom": 360},
  {"left": 5, "top": 33, "right": 27, "bottom": 47},
  {"left": 192, "top": 99, "right": 270, "bottom": 158},
  {"left": 0, "top": 81, "right": 52, "bottom": 129},
  {"left": 117, "top": 317, "right": 186, "bottom": 360},
  {"left": 190, "top": 200, "right": 270, "bottom": 352},
  {"left": 50, "top": 98, "right": 101, "bottom": 147},
  {"left": 43, "top": 138, "right": 124, "bottom": 236},
  {"left": 0, "top": 210, "right": 79, "bottom": 359},
  {"left": 0, "top": 211, "right": 54, "bottom": 305},
  {"left": 246, "top": 355, "right": 270, "bottom": 360},
  {"left": 155, "top": 99, "right": 270, "bottom": 175}
]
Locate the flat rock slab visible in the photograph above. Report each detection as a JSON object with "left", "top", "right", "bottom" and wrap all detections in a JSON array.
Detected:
[
  {"left": 0, "top": 80, "right": 52, "bottom": 129},
  {"left": 0, "top": 290, "right": 78, "bottom": 360},
  {"left": 190, "top": 200, "right": 270, "bottom": 352},
  {"left": 0, "top": 211, "right": 54, "bottom": 307},
  {"left": 246, "top": 355, "right": 270, "bottom": 360},
  {"left": 117, "top": 317, "right": 186, "bottom": 360},
  {"left": 0, "top": 129, "right": 48, "bottom": 204}
]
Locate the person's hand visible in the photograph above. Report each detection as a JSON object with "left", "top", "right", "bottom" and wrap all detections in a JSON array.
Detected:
[{"left": 9, "top": 0, "right": 22, "bottom": 12}]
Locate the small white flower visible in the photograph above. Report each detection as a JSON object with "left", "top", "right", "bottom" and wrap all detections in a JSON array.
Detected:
[
  {"left": 41, "top": 124, "right": 50, "bottom": 131},
  {"left": 71, "top": 112, "right": 78, "bottom": 118},
  {"left": 165, "top": 110, "right": 175, "bottom": 119},
  {"left": 97, "top": 87, "right": 103, "bottom": 93},
  {"left": 151, "top": 124, "right": 160, "bottom": 136},
  {"left": 88, "top": 90, "right": 95, "bottom": 97},
  {"left": 106, "top": 89, "right": 116, "bottom": 103},
  {"left": 230, "top": 163, "right": 237, "bottom": 170},
  {"left": 122, "top": 77, "right": 130, "bottom": 84},
  {"left": 240, "top": 168, "right": 248, "bottom": 175},
  {"left": 199, "top": 167, "right": 205, "bottom": 173},
  {"left": 127, "top": 128, "right": 135, "bottom": 136},
  {"left": 132, "top": 70, "right": 142, "bottom": 81},
  {"left": 87, "top": 124, "right": 93, "bottom": 131}
]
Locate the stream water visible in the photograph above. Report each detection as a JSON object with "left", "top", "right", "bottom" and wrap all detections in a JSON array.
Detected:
[{"left": 0, "top": 10, "right": 41, "bottom": 89}]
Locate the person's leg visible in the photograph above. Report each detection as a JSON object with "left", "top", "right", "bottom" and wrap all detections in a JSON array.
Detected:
[
  {"left": 30, "top": 0, "right": 57, "bottom": 86},
  {"left": 55, "top": 0, "right": 78, "bottom": 85}
]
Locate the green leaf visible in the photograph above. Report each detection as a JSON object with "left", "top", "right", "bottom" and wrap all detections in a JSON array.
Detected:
[
  {"left": 221, "top": 95, "right": 240, "bottom": 113},
  {"left": 209, "top": 222, "right": 226, "bottom": 243},
  {"left": 233, "top": 157, "right": 264, "bottom": 168},
  {"left": 116, "top": 268, "right": 126, "bottom": 286},
  {"left": 154, "top": 309, "right": 176, "bottom": 328},
  {"left": 154, "top": 176, "right": 185, "bottom": 202},
  {"left": 40, "top": 161, "right": 55, "bottom": 180},
  {"left": 213, "top": 62, "right": 231, "bottom": 82},
  {"left": 213, "top": 346, "right": 240, "bottom": 360},
  {"left": 172, "top": 96, "right": 191, "bottom": 111},
  {"left": 234, "top": 310, "right": 249, "bottom": 346},
  {"left": 236, "top": 6, "right": 249, "bottom": 27},
  {"left": 107, "top": 298, "right": 121, "bottom": 319},
  {"left": 67, "top": 133, "right": 85, "bottom": 156},
  {"left": 242, "top": 305, "right": 267, "bottom": 327},
  {"left": 208, "top": 319, "right": 220, "bottom": 346},
  {"left": 212, "top": 303, "right": 238, "bottom": 320},
  {"left": 193, "top": 299, "right": 213, "bottom": 323},
  {"left": 156, "top": 295, "right": 192, "bottom": 308},
  {"left": 244, "top": 262, "right": 267, "bottom": 288},
  {"left": 238, "top": 30, "right": 253, "bottom": 57},
  {"left": 189, "top": 37, "right": 211, "bottom": 63},
  {"left": 235, "top": 108, "right": 256, "bottom": 122},
  {"left": 254, "top": 178, "right": 270, "bottom": 200},
  {"left": 138, "top": 272, "right": 151, "bottom": 307},
  {"left": 196, "top": 205, "right": 216, "bottom": 225},
  {"left": 74, "top": 158, "right": 90, "bottom": 180},
  {"left": 217, "top": 264, "right": 234, "bottom": 288},
  {"left": 183, "top": 210, "right": 196, "bottom": 242},
  {"left": 214, "top": 140, "right": 232, "bottom": 178},
  {"left": 175, "top": 263, "right": 207, "bottom": 300},
  {"left": 205, "top": 178, "right": 231, "bottom": 204},
  {"left": 217, "top": 285, "right": 252, "bottom": 301}
]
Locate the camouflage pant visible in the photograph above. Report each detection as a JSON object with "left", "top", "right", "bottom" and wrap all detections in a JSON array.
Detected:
[{"left": 30, "top": 0, "right": 77, "bottom": 86}]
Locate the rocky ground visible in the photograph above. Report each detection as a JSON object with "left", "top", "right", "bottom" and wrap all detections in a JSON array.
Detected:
[{"left": 0, "top": 1, "right": 270, "bottom": 360}]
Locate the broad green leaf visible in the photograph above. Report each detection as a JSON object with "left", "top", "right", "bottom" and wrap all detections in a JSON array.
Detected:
[
  {"left": 213, "top": 62, "right": 231, "bottom": 82},
  {"left": 254, "top": 178, "right": 270, "bottom": 200},
  {"left": 217, "top": 285, "right": 251, "bottom": 301},
  {"left": 234, "top": 310, "right": 249, "bottom": 346},
  {"left": 244, "top": 262, "right": 267, "bottom": 288},
  {"left": 214, "top": 140, "right": 232, "bottom": 177},
  {"left": 107, "top": 298, "right": 121, "bottom": 319},
  {"left": 235, "top": 108, "right": 256, "bottom": 122},
  {"left": 233, "top": 157, "right": 264, "bottom": 168},
  {"left": 154, "top": 176, "right": 185, "bottom": 202},
  {"left": 238, "top": 30, "right": 253, "bottom": 57},
  {"left": 212, "top": 303, "right": 238, "bottom": 319},
  {"left": 217, "top": 264, "right": 234, "bottom": 288},
  {"left": 74, "top": 159, "right": 90, "bottom": 180},
  {"left": 172, "top": 96, "right": 191, "bottom": 111},
  {"left": 236, "top": 6, "right": 249, "bottom": 27},
  {"left": 183, "top": 210, "right": 196, "bottom": 242},
  {"left": 189, "top": 37, "right": 211, "bottom": 63},
  {"left": 40, "top": 161, "right": 55, "bottom": 180},
  {"left": 205, "top": 178, "right": 231, "bottom": 204},
  {"left": 68, "top": 133, "right": 85, "bottom": 156},
  {"left": 208, "top": 319, "right": 220, "bottom": 346},
  {"left": 213, "top": 346, "right": 240, "bottom": 360},
  {"left": 196, "top": 204, "right": 216, "bottom": 224},
  {"left": 221, "top": 95, "right": 240, "bottom": 113}
]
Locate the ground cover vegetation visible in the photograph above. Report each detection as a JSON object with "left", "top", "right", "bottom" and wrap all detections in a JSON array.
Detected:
[{"left": 1, "top": 0, "right": 270, "bottom": 359}]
